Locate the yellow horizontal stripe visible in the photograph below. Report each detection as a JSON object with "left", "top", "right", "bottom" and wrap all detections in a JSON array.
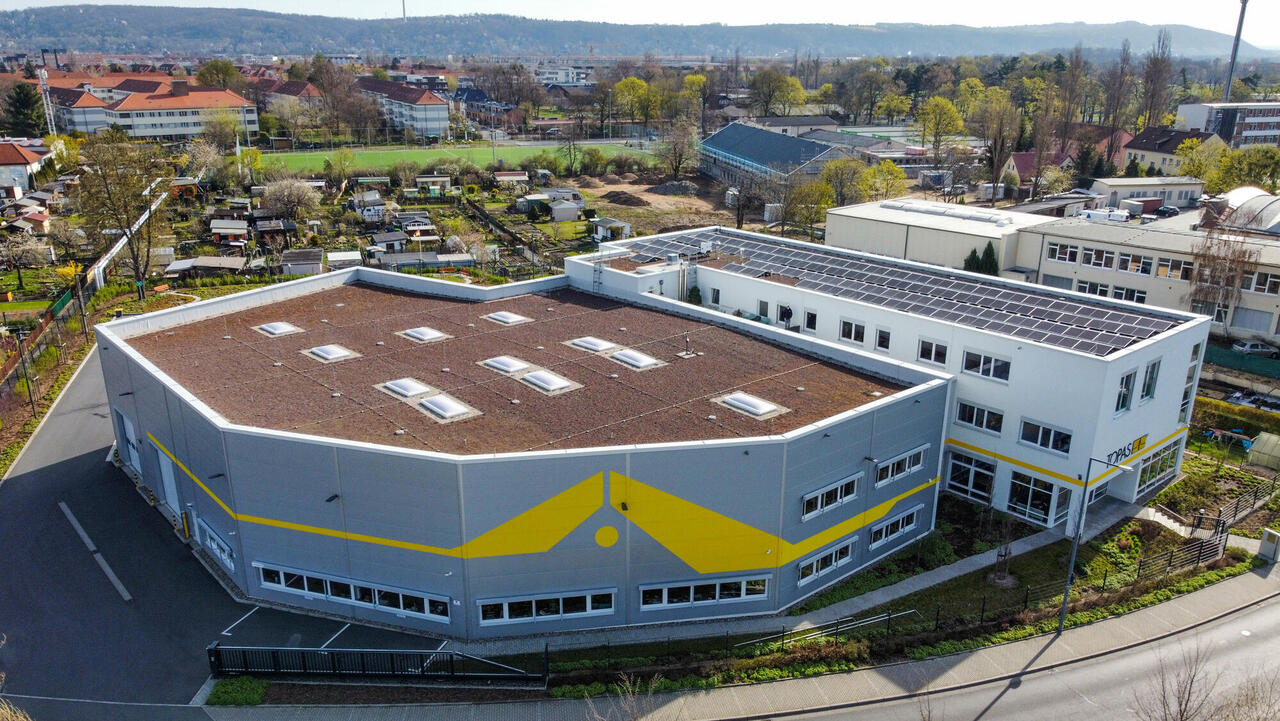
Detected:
[
  {"left": 1089, "top": 426, "right": 1189, "bottom": 484},
  {"left": 945, "top": 438, "right": 1081, "bottom": 485}
]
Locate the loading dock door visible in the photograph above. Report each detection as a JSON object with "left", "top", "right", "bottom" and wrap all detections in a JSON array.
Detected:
[
  {"left": 155, "top": 443, "right": 180, "bottom": 513},
  {"left": 116, "top": 410, "right": 141, "bottom": 470}
]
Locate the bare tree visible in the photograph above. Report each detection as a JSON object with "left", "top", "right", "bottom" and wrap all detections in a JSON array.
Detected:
[
  {"left": 657, "top": 116, "right": 698, "bottom": 178},
  {"left": 1101, "top": 41, "right": 1135, "bottom": 167},
  {"left": 1139, "top": 30, "right": 1175, "bottom": 130},
  {"left": 77, "top": 129, "right": 172, "bottom": 300},
  {"left": 1220, "top": 668, "right": 1280, "bottom": 721},
  {"left": 1056, "top": 45, "right": 1088, "bottom": 154},
  {"left": 1190, "top": 204, "right": 1262, "bottom": 313},
  {"left": 0, "top": 235, "right": 45, "bottom": 290},
  {"left": 1132, "top": 641, "right": 1221, "bottom": 721},
  {"left": 971, "top": 88, "right": 1020, "bottom": 205}
]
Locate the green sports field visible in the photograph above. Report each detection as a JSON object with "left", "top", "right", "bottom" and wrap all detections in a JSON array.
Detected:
[{"left": 267, "top": 143, "right": 651, "bottom": 174}]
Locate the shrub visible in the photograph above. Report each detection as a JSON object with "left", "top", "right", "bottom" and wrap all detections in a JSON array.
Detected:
[
  {"left": 1193, "top": 396, "right": 1280, "bottom": 437},
  {"left": 205, "top": 676, "right": 269, "bottom": 706}
]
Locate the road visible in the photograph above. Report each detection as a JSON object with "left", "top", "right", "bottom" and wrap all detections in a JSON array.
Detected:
[
  {"left": 793, "top": 594, "right": 1280, "bottom": 721},
  {"left": 0, "top": 348, "right": 439, "bottom": 704}
]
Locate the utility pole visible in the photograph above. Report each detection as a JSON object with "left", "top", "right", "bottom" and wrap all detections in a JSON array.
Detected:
[{"left": 1222, "top": 0, "right": 1249, "bottom": 103}]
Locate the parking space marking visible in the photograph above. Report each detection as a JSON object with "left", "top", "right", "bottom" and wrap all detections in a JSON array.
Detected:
[
  {"left": 220, "top": 606, "right": 259, "bottom": 636},
  {"left": 321, "top": 623, "right": 350, "bottom": 649},
  {"left": 60, "top": 500, "right": 132, "bottom": 601},
  {"left": 58, "top": 501, "right": 97, "bottom": 553}
]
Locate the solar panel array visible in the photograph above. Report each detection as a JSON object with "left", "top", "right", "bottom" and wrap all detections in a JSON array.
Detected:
[{"left": 623, "top": 229, "right": 1182, "bottom": 357}]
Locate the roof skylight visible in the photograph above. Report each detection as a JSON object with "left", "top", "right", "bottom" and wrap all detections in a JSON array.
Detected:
[
  {"left": 420, "top": 394, "right": 472, "bottom": 420},
  {"left": 722, "top": 391, "right": 779, "bottom": 417},
  {"left": 571, "top": 336, "right": 616, "bottom": 352},
  {"left": 485, "top": 310, "right": 532, "bottom": 325},
  {"left": 522, "top": 369, "right": 573, "bottom": 393},
  {"left": 484, "top": 355, "right": 530, "bottom": 374},
  {"left": 383, "top": 378, "right": 431, "bottom": 398},
  {"left": 308, "top": 344, "right": 355, "bottom": 362},
  {"left": 611, "top": 348, "right": 660, "bottom": 369},
  {"left": 401, "top": 326, "right": 446, "bottom": 343},
  {"left": 256, "top": 321, "right": 302, "bottom": 337}
]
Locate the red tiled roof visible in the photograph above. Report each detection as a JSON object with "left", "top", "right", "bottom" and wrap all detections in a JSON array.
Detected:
[
  {"left": 355, "top": 77, "right": 445, "bottom": 106},
  {"left": 0, "top": 143, "right": 45, "bottom": 167},
  {"left": 46, "top": 85, "right": 109, "bottom": 108},
  {"left": 108, "top": 88, "right": 252, "bottom": 111},
  {"left": 1011, "top": 150, "right": 1071, "bottom": 181}
]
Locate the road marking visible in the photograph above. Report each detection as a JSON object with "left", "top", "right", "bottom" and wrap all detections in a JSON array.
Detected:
[
  {"left": 220, "top": 606, "right": 259, "bottom": 636},
  {"left": 60, "top": 499, "right": 132, "bottom": 601},
  {"left": 321, "top": 623, "right": 350, "bottom": 649},
  {"left": 1242, "top": 630, "right": 1252, "bottom": 636},
  {"left": 58, "top": 501, "right": 97, "bottom": 553},
  {"left": 92, "top": 552, "right": 133, "bottom": 602}
]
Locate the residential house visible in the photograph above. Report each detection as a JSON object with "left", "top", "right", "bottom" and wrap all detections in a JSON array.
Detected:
[
  {"left": 465, "top": 101, "right": 525, "bottom": 131},
  {"left": 590, "top": 216, "right": 631, "bottom": 241},
  {"left": 545, "top": 84, "right": 595, "bottom": 105},
  {"left": 1122, "top": 127, "right": 1224, "bottom": 175},
  {"left": 352, "top": 190, "right": 387, "bottom": 222},
  {"left": 1177, "top": 102, "right": 1280, "bottom": 149},
  {"left": 355, "top": 77, "right": 448, "bottom": 138},
  {"left": 0, "top": 142, "right": 52, "bottom": 191},
  {"left": 1006, "top": 151, "right": 1074, "bottom": 193},
  {"left": 753, "top": 115, "right": 839, "bottom": 136},
  {"left": 451, "top": 87, "right": 489, "bottom": 114},
  {"left": 250, "top": 79, "right": 324, "bottom": 108}
]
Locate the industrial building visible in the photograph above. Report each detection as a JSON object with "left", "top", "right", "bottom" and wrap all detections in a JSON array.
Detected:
[
  {"left": 565, "top": 228, "right": 1207, "bottom": 536},
  {"left": 99, "top": 268, "right": 950, "bottom": 639}
]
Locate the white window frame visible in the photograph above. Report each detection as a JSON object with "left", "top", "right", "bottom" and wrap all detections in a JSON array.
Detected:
[
  {"left": 946, "top": 451, "right": 996, "bottom": 503},
  {"left": 1076, "top": 280, "right": 1110, "bottom": 297},
  {"left": 1112, "top": 286, "right": 1147, "bottom": 304},
  {"left": 1115, "top": 369, "right": 1137, "bottom": 413},
  {"left": 838, "top": 318, "right": 866, "bottom": 345},
  {"left": 1140, "top": 360, "right": 1160, "bottom": 401},
  {"left": 962, "top": 350, "right": 1011, "bottom": 382},
  {"left": 1080, "top": 247, "right": 1115, "bottom": 269},
  {"left": 255, "top": 562, "right": 451, "bottom": 623},
  {"left": 1019, "top": 418, "right": 1073, "bottom": 456},
  {"left": 955, "top": 400, "right": 1004, "bottom": 436},
  {"left": 801, "top": 473, "right": 862, "bottom": 520},
  {"left": 1007, "top": 472, "right": 1056, "bottom": 525},
  {"left": 875, "top": 327, "right": 891, "bottom": 351},
  {"left": 875, "top": 445, "right": 929, "bottom": 487},
  {"left": 869, "top": 505, "right": 922, "bottom": 549},
  {"left": 798, "top": 538, "right": 857, "bottom": 585},
  {"left": 199, "top": 520, "right": 234, "bottom": 572},
  {"left": 1137, "top": 442, "right": 1181, "bottom": 496},
  {"left": 477, "top": 588, "right": 616, "bottom": 626},
  {"left": 917, "top": 338, "right": 948, "bottom": 366},
  {"left": 803, "top": 308, "right": 819, "bottom": 333},
  {"left": 1046, "top": 242, "right": 1079, "bottom": 263},
  {"left": 1157, "top": 257, "right": 1193, "bottom": 281},
  {"left": 639, "top": 575, "right": 769, "bottom": 610}
]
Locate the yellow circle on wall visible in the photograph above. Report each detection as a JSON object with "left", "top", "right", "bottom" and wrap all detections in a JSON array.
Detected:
[{"left": 595, "top": 525, "right": 619, "bottom": 548}]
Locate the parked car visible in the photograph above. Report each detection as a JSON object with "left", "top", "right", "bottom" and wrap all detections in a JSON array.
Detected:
[
  {"left": 1155, "top": 205, "right": 1181, "bottom": 217},
  {"left": 1232, "top": 340, "right": 1280, "bottom": 358}
]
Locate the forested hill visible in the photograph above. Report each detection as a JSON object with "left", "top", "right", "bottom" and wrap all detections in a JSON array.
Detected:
[{"left": 0, "top": 7, "right": 1266, "bottom": 60}]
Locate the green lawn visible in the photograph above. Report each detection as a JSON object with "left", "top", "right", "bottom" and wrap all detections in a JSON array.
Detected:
[
  {"left": 0, "top": 299, "right": 51, "bottom": 314},
  {"left": 267, "top": 144, "right": 651, "bottom": 174}
]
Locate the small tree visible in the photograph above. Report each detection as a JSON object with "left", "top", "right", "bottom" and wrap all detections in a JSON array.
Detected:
[
  {"left": 858, "top": 160, "right": 908, "bottom": 200},
  {"left": 196, "top": 58, "right": 246, "bottom": 92},
  {"left": 818, "top": 158, "right": 865, "bottom": 207},
  {"left": 915, "top": 96, "right": 964, "bottom": 168},
  {"left": 963, "top": 248, "right": 982, "bottom": 272},
  {"left": 201, "top": 109, "right": 242, "bottom": 151},
  {"left": 979, "top": 240, "right": 1000, "bottom": 275},
  {"left": 0, "top": 235, "right": 44, "bottom": 289},
  {"left": 657, "top": 116, "right": 698, "bottom": 178},
  {"left": 875, "top": 93, "right": 911, "bottom": 125},
  {"left": 1132, "top": 642, "right": 1221, "bottom": 721}
]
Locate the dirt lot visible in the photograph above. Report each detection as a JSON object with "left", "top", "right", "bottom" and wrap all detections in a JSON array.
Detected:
[{"left": 574, "top": 176, "right": 737, "bottom": 236}]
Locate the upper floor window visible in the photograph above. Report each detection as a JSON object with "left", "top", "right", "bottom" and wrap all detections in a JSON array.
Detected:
[
  {"left": 1157, "top": 257, "right": 1193, "bottom": 281},
  {"left": 1020, "top": 419, "right": 1072, "bottom": 455},
  {"left": 1141, "top": 360, "right": 1161, "bottom": 400},
  {"left": 918, "top": 339, "right": 947, "bottom": 365},
  {"left": 1047, "top": 242, "right": 1079, "bottom": 263},
  {"left": 1081, "top": 247, "right": 1115, "bottom": 269},
  {"left": 1116, "top": 370, "right": 1136, "bottom": 413},
  {"left": 963, "top": 351, "right": 1010, "bottom": 381},
  {"left": 875, "top": 446, "right": 928, "bottom": 486}
]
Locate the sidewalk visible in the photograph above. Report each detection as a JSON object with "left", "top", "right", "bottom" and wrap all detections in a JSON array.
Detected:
[
  {"left": 451, "top": 499, "right": 1141, "bottom": 657},
  {"left": 195, "top": 559, "right": 1278, "bottom": 721}
]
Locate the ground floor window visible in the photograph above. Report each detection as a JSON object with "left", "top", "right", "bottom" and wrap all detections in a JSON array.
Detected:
[
  {"left": 947, "top": 451, "right": 995, "bottom": 503},
  {"left": 1088, "top": 480, "right": 1111, "bottom": 504},
  {"left": 256, "top": 562, "right": 450, "bottom": 622},
  {"left": 1007, "top": 472, "right": 1055, "bottom": 524},
  {"left": 478, "top": 588, "right": 615, "bottom": 625},
  {"left": 1137, "top": 442, "right": 1181, "bottom": 496},
  {"left": 640, "top": 576, "right": 768, "bottom": 609},
  {"left": 1053, "top": 485, "right": 1073, "bottom": 526},
  {"left": 870, "top": 506, "right": 920, "bottom": 548},
  {"left": 199, "top": 520, "right": 234, "bottom": 572},
  {"left": 797, "top": 539, "right": 855, "bottom": 585}
]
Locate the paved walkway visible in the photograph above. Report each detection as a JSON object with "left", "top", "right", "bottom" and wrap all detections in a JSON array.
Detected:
[
  {"left": 452, "top": 499, "right": 1141, "bottom": 657},
  {"left": 158, "top": 558, "right": 1276, "bottom": 721}
]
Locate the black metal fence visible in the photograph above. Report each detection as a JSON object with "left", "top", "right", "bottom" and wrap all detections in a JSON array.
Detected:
[{"left": 207, "top": 642, "right": 547, "bottom": 685}]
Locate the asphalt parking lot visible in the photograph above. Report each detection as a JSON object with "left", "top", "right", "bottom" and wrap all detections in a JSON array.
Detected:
[{"left": 0, "top": 349, "right": 441, "bottom": 704}]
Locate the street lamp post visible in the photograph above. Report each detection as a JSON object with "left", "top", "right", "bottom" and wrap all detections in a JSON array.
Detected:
[{"left": 1057, "top": 456, "right": 1134, "bottom": 634}]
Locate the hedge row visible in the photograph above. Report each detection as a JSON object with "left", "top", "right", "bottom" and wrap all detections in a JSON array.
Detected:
[{"left": 1193, "top": 396, "right": 1280, "bottom": 437}]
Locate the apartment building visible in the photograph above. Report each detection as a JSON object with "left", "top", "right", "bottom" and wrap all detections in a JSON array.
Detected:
[
  {"left": 1177, "top": 102, "right": 1280, "bottom": 149},
  {"left": 355, "top": 77, "right": 448, "bottom": 138}
]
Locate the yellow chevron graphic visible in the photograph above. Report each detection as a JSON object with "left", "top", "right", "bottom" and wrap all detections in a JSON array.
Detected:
[
  {"left": 147, "top": 431, "right": 935, "bottom": 573},
  {"left": 609, "top": 472, "right": 939, "bottom": 573}
]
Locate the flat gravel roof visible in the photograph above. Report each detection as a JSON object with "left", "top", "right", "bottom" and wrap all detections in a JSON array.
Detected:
[{"left": 125, "top": 284, "right": 903, "bottom": 454}]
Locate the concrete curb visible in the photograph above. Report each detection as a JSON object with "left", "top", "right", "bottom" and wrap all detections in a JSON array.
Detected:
[{"left": 1, "top": 344, "right": 98, "bottom": 483}]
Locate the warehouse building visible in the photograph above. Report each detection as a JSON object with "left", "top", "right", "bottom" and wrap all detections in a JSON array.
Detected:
[
  {"left": 566, "top": 228, "right": 1207, "bottom": 537},
  {"left": 99, "top": 269, "right": 950, "bottom": 639}
]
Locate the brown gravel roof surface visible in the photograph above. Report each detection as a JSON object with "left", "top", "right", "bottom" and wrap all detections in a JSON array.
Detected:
[{"left": 125, "top": 284, "right": 904, "bottom": 454}]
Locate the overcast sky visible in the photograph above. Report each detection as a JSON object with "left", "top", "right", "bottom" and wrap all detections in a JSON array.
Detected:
[{"left": 12, "top": 0, "right": 1274, "bottom": 47}]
